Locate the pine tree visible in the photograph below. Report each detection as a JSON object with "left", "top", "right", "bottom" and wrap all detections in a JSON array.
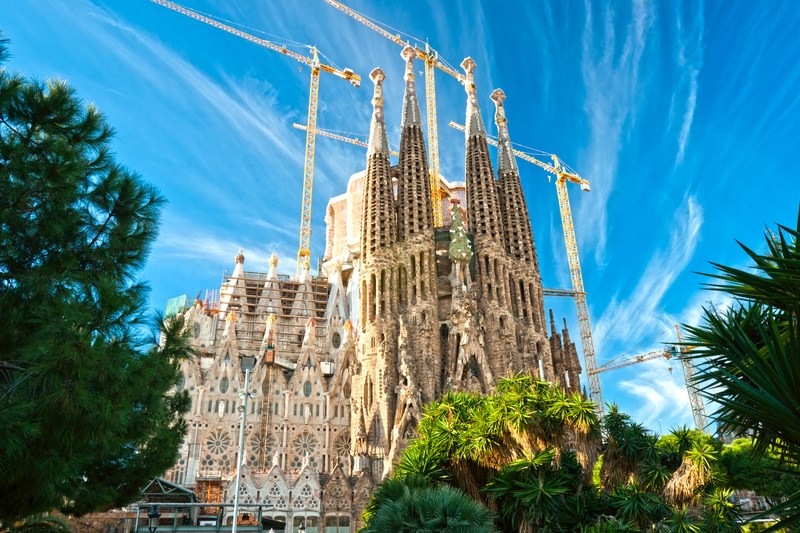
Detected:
[{"left": 0, "top": 33, "right": 192, "bottom": 521}]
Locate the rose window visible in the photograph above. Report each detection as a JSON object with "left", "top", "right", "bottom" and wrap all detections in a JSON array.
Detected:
[
  {"left": 246, "top": 432, "right": 274, "bottom": 468},
  {"left": 206, "top": 432, "right": 230, "bottom": 454},
  {"left": 334, "top": 433, "right": 351, "bottom": 458},
  {"left": 290, "top": 434, "right": 318, "bottom": 469},
  {"left": 268, "top": 484, "right": 281, "bottom": 497},
  {"left": 300, "top": 485, "right": 312, "bottom": 498}
]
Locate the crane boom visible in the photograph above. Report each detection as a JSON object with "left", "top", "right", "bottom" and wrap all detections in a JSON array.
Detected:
[
  {"left": 147, "top": 0, "right": 360, "bottom": 83},
  {"left": 323, "top": 0, "right": 466, "bottom": 226},
  {"left": 147, "top": 0, "right": 361, "bottom": 274},
  {"left": 292, "top": 123, "right": 399, "bottom": 156},
  {"left": 449, "top": 121, "right": 602, "bottom": 412},
  {"left": 589, "top": 348, "right": 675, "bottom": 375},
  {"left": 448, "top": 122, "right": 591, "bottom": 190}
]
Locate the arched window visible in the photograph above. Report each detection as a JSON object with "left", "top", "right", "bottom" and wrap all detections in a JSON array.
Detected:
[
  {"left": 220, "top": 377, "right": 229, "bottom": 393},
  {"left": 303, "top": 381, "right": 312, "bottom": 397}
]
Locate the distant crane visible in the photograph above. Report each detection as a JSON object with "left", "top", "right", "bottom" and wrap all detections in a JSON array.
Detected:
[
  {"left": 448, "top": 121, "right": 602, "bottom": 413},
  {"left": 146, "top": 0, "right": 361, "bottom": 274},
  {"left": 292, "top": 123, "right": 399, "bottom": 156},
  {"left": 586, "top": 325, "right": 709, "bottom": 433},
  {"left": 323, "top": 0, "right": 466, "bottom": 227}
]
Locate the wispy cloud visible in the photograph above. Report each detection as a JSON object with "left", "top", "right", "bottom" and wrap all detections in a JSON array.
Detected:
[
  {"left": 156, "top": 222, "right": 298, "bottom": 275},
  {"left": 578, "top": 0, "right": 655, "bottom": 267},
  {"left": 618, "top": 359, "right": 692, "bottom": 431},
  {"left": 594, "top": 195, "right": 703, "bottom": 354},
  {"left": 673, "top": 1, "right": 705, "bottom": 166}
]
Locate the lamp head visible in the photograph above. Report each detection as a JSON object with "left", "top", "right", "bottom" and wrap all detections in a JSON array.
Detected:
[
  {"left": 147, "top": 506, "right": 161, "bottom": 533},
  {"left": 239, "top": 354, "right": 256, "bottom": 372}
]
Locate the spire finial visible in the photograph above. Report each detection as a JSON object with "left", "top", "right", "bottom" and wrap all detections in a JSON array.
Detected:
[
  {"left": 461, "top": 57, "right": 486, "bottom": 139},
  {"left": 400, "top": 47, "right": 421, "bottom": 128},
  {"left": 235, "top": 249, "right": 245, "bottom": 265},
  {"left": 491, "top": 88, "right": 518, "bottom": 174},
  {"left": 367, "top": 68, "right": 390, "bottom": 158},
  {"left": 269, "top": 253, "right": 278, "bottom": 267}
]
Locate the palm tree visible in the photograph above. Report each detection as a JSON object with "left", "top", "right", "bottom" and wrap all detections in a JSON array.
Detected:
[
  {"left": 360, "top": 482, "right": 497, "bottom": 533},
  {"left": 684, "top": 207, "right": 800, "bottom": 531},
  {"left": 0, "top": 516, "right": 71, "bottom": 533}
]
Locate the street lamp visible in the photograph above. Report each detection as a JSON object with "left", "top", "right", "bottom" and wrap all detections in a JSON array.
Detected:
[
  {"left": 147, "top": 507, "right": 161, "bottom": 533},
  {"left": 231, "top": 354, "right": 257, "bottom": 533}
]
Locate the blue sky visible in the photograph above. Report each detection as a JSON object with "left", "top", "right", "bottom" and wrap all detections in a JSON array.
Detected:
[{"left": 2, "top": 0, "right": 798, "bottom": 434}]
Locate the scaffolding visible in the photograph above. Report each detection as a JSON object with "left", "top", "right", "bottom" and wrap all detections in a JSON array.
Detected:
[{"left": 213, "top": 270, "right": 332, "bottom": 364}]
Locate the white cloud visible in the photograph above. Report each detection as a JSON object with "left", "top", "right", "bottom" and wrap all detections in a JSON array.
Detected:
[
  {"left": 673, "top": 1, "right": 705, "bottom": 166},
  {"left": 594, "top": 194, "right": 704, "bottom": 354},
  {"left": 618, "top": 358, "right": 692, "bottom": 431},
  {"left": 578, "top": 0, "right": 655, "bottom": 267}
]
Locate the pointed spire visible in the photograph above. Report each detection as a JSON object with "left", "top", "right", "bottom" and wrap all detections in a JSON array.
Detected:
[
  {"left": 461, "top": 57, "right": 486, "bottom": 139},
  {"left": 549, "top": 309, "right": 556, "bottom": 337},
  {"left": 491, "top": 89, "right": 518, "bottom": 174},
  {"left": 400, "top": 46, "right": 421, "bottom": 128},
  {"left": 367, "top": 68, "right": 390, "bottom": 158}
]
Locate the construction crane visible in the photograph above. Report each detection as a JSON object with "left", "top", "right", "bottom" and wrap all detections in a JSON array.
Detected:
[
  {"left": 292, "top": 123, "right": 399, "bottom": 156},
  {"left": 449, "top": 121, "right": 602, "bottom": 413},
  {"left": 323, "top": 0, "right": 465, "bottom": 227},
  {"left": 146, "top": 0, "right": 361, "bottom": 275},
  {"left": 674, "top": 325, "right": 710, "bottom": 433},
  {"left": 584, "top": 326, "right": 709, "bottom": 434},
  {"left": 589, "top": 347, "right": 676, "bottom": 375}
]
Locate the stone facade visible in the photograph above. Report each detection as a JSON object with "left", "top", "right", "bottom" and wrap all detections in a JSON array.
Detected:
[{"left": 164, "top": 49, "right": 582, "bottom": 532}]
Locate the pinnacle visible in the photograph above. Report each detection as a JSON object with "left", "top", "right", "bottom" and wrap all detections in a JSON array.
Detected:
[
  {"left": 461, "top": 57, "right": 486, "bottom": 139},
  {"left": 400, "top": 46, "right": 422, "bottom": 128},
  {"left": 367, "top": 67, "right": 390, "bottom": 158},
  {"left": 491, "top": 88, "right": 518, "bottom": 174}
]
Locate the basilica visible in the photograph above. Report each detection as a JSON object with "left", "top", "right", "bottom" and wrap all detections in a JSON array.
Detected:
[{"left": 164, "top": 46, "right": 583, "bottom": 532}]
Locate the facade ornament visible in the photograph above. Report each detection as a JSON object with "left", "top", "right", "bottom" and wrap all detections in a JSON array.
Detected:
[
  {"left": 366, "top": 68, "right": 390, "bottom": 158},
  {"left": 461, "top": 57, "right": 486, "bottom": 138},
  {"left": 235, "top": 248, "right": 245, "bottom": 265},
  {"left": 269, "top": 253, "right": 278, "bottom": 267}
]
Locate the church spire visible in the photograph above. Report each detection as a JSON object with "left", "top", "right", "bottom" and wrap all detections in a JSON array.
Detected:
[
  {"left": 397, "top": 47, "right": 433, "bottom": 239},
  {"left": 461, "top": 58, "right": 504, "bottom": 242},
  {"left": 491, "top": 89, "right": 518, "bottom": 174},
  {"left": 361, "top": 67, "right": 397, "bottom": 259},
  {"left": 400, "top": 46, "right": 422, "bottom": 128},
  {"left": 367, "top": 68, "right": 390, "bottom": 159},
  {"left": 461, "top": 57, "right": 486, "bottom": 139},
  {"left": 492, "top": 89, "right": 538, "bottom": 267}
]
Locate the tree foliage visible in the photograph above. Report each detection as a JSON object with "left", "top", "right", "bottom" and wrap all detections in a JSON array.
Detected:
[
  {"left": 0, "top": 34, "right": 192, "bottom": 521},
  {"left": 363, "top": 374, "right": 742, "bottom": 533},
  {"left": 685, "top": 206, "right": 800, "bottom": 531}
]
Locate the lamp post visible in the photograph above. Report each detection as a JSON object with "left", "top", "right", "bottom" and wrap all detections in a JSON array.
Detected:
[
  {"left": 231, "top": 354, "right": 256, "bottom": 533},
  {"left": 147, "top": 507, "right": 161, "bottom": 533}
]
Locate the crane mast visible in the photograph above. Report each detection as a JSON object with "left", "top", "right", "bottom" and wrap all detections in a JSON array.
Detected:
[
  {"left": 146, "top": 0, "right": 361, "bottom": 275},
  {"left": 322, "top": 0, "right": 466, "bottom": 227},
  {"left": 674, "top": 325, "right": 709, "bottom": 432}
]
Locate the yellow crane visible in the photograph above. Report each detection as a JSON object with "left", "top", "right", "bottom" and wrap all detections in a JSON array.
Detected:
[
  {"left": 292, "top": 123, "right": 399, "bottom": 156},
  {"left": 674, "top": 325, "right": 709, "bottom": 432},
  {"left": 585, "top": 326, "right": 709, "bottom": 433},
  {"left": 323, "top": 0, "right": 465, "bottom": 227},
  {"left": 146, "top": 0, "right": 361, "bottom": 274},
  {"left": 449, "top": 121, "right": 602, "bottom": 413}
]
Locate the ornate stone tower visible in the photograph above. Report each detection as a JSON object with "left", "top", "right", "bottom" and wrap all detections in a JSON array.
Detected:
[
  {"left": 461, "top": 57, "right": 516, "bottom": 381},
  {"left": 491, "top": 89, "right": 554, "bottom": 380},
  {"left": 395, "top": 46, "right": 440, "bottom": 405},
  {"left": 354, "top": 67, "right": 398, "bottom": 474}
]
